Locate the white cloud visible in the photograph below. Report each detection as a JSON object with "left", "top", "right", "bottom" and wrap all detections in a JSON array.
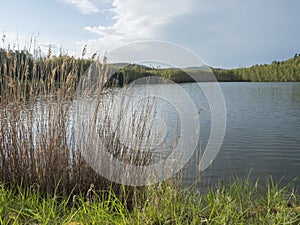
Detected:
[
  {"left": 64, "top": 0, "right": 100, "bottom": 14},
  {"left": 83, "top": 0, "right": 194, "bottom": 51}
]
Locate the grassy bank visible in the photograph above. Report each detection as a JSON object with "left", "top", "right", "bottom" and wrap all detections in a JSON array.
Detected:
[{"left": 0, "top": 178, "right": 299, "bottom": 224}]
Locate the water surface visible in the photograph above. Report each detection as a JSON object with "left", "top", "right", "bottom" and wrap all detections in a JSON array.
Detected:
[{"left": 181, "top": 82, "right": 300, "bottom": 188}]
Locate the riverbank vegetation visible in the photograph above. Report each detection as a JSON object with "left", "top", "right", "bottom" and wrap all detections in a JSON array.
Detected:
[
  {"left": 0, "top": 178, "right": 299, "bottom": 224},
  {"left": 0, "top": 45, "right": 154, "bottom": 205},
  {"left": 1, "top": 46, "right": 300, "bottom": 223}
]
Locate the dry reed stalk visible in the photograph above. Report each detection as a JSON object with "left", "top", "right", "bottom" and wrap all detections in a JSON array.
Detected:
[{"left": 0, "top": 46, "right": 166, "bottom": 207}]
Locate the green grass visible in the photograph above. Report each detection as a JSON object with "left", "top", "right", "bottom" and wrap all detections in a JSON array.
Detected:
[{"left": 0, "top": 178, "right": 299, "bottom": 224}]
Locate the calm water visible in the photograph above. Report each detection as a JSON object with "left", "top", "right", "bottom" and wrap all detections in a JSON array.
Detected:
[
  {"left": 31, "top": 82, "right": 300, "bottom": 187},
  {"left": 180, "top": 82, "right": 300, "bottom": 188}
]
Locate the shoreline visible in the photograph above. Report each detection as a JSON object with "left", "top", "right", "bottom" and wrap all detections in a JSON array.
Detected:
[{"left": 1, "top": 177, "right": 299, "bottom": 224}]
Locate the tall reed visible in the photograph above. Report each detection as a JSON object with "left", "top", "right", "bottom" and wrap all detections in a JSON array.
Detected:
[{"left": 0, "top": 46, "right": 159, "bottom": 208}]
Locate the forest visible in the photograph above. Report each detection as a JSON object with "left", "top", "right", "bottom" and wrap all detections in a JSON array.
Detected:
[
  {"left": 109, "top": 54, "right": 300, "bottom": 83},
  {"left": 1, "top": 48, "right": 300, "bottom": 85},
  {"left": 213, "top": 53, "right": 300, "bottom": 82}
]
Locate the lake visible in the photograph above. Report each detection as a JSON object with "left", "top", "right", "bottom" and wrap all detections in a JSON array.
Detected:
[
  {"left": 31, "top": 81, "right": 300, "bottom": 187},
  {"left": 179, "top": 82, "right": 300, "bottom": 188}
]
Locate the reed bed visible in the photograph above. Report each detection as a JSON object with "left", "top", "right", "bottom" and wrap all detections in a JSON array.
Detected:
[{"left": 0, "top": 45, "right": 158, "bottom": 209}]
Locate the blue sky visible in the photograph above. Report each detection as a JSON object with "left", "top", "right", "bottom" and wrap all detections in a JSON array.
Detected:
[{"left": 1, "top": 0, "right": 299, "bottom": 68}]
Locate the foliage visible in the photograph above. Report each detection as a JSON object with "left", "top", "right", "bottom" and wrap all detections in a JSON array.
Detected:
[
  {"left": 107, "top": 54, "right": 300, "bottom": 84},
  {"left": 213, "top": 54, "right": 300, "bottom": 82}
]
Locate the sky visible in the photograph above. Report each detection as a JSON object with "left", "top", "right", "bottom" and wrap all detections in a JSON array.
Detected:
[{"left": 0, "top": 0, "right": 300, "bottom": 68}]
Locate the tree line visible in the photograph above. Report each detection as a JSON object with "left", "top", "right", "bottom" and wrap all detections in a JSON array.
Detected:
[
  {"left": 213, "top": 54, "right": 300, "bottom": 82},
  {"left": 110, "top": 54, "right": 300, "bottom": 83},
  {"left": 1, "top": 48, "right": 300, "bottom": 86}
]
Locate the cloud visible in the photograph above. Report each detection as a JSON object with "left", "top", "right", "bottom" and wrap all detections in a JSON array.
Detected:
[
  {"left": 70, "top": 0, "right": 300, "bottom": 67},
  {"left": 83, "top": 0, "right": 194, "bottom": 50},
  {"left": 64, "top": 0, "right": 100, "bottom": 14}
]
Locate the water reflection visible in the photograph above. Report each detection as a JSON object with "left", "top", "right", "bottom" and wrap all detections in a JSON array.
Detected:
[{"left": 182, "top": 82, "right": 300, "bottom": 188}]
